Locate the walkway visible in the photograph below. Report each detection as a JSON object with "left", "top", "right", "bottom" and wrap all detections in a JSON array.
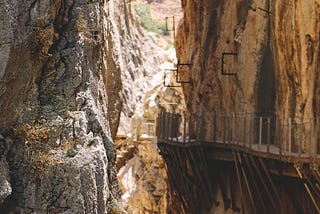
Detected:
[{"left": 156, "top": 111, "right": 320, "bottom": 164}]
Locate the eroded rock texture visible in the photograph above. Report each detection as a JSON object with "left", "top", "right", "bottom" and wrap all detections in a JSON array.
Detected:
[
  {"left": 176, "top": 0, "right": 320, "bottom": 118},
  {"left": 173, "top": 0, "right": 320, "bottom": 213},
  {"left": 118, "top": 139, "right": 168, "bottom": 214},
  {"left": 0, "top": 0, "right": 140, "bottom": 213},
  {"left": 176, "top": 0, "right": 320, "bottom": 150}
]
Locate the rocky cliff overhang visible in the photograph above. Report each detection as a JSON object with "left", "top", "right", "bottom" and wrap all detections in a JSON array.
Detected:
[{"left": 0, "top": 0, "right": 143, "bottom": 212}]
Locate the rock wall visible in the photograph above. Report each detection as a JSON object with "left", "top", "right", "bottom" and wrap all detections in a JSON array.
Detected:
[
  {"left": 173, "top": 0, "right": 320, "bottom": 213},
  {"left": 118, "top": 139, "right": 168, "bottom": 214},
  {"left": 0, "top": 0, "right": 143, "bottom": 213},
  {"left": 176, "top": 0, "right": 320, "bottom": 120}
]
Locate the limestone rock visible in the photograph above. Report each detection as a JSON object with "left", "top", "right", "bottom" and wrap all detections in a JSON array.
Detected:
[
  {"left": 176, "top": 0, "right": 320, "bottom": 149},
  {"left": 143, "top": 47, "right": 186, "bottom": 121},
  {"left": 0, "top": 0, "right": 138, "bottom": 213},
  {"left": 0, "top": 161, "right": 11, "bottom": 206},
  {"left": 118, "top": 139, "right": 168, "bottom": 214},
  {"left": 174, "top": 0, "right": 320, "bottom": 213}
]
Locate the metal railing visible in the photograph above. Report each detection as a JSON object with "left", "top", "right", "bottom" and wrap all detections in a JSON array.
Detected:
[
  {"left": 156, "top": 111, "right": 320, "bottom": 161},
  {"left": 117, "top": 118, "right": 155, "bottom": 141}
]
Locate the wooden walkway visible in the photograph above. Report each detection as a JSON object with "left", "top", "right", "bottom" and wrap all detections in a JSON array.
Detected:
[
  {"left": 156, "top": 111, "right": 320, "bottom": 213},
  {"left": 156, "top": 111, "right": 320, "bottom": 164}
]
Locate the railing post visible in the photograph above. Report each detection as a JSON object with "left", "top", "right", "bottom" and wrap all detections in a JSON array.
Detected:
[
  {"left": 159, "top": 112, "right": 161, "bottom": 139},
  {"left": 259, "top": 117, "right": 262, "bottom": 152},
  {"left": 156, "top": 114, "right": 159, "bottom": 139},
  {"left": 239, "top": 114, "right": 243, "bottom": 146},
  {"left": 162, "top": 112, "right": 165, "bottom": 140},
  {"left": 223, "top": 114, "right": 226, "bottom": 144},
  {"left": 278, "top": 118, "right": 282, "bottom": 159},
  {"left": 213, "top": 111, "right": 217, "bottom": 143},
  {"left": 249, "top": 115, "right": 253, "bottom": 149},
  {"left": 200, "top": 111, "right": 204, "bottom": 142},
  {"left": 316, "top": 116, "right": 319, "bottom": 156},
  {"left": 229, "top": 113, "right": 234, "bottom": 144},
  {"left": 137, "top": 118, "right": 141, "bottom": 141},
  {"left": 162, "top": 111, "right": 166, "bottom": 140},
  {"left": 199, "top": 111, "right": 204, "bottom": 142},
  {"left": 166, "top": 112, "right": 170, "bottom": 141},
  {"left": 169, "top": 113, "right": 173, "bottom": 141},
  {"left": 232, "top": 113, "right": 235, "bottom": 145},
  {"left": 160, "top": 112, "right": 163, "bottom": 140},
  {"left": 226, "top": 113, "right": 230, "bottom": 144},
  {"left": 267, "top": 117, "right": 271, "bottom": 154},
  {"left": 225, "top": 113, "right": 228, "bottom": 144},
  {"left": 281, "top": 118, "right": 289, "bottom": 153},
  {"left": 243, "top": 114, "right": 247, "bottom": 147},
  {"left": 189, "top": 112, "right": 192, "bottom": 143},
  {"left": 159, "top": 113, "right": 162, "bottom": 139},
  {"left": 196, "top": 112, "right": 200, "bottom": 142},
  {"left": 298, "top": 118, "right": 302, "bottom": 159},
  {"left": 310, "top": 119, "right": 313, "bottom": 159},
  {"left": 183, "top": 112, "right": 187, "bottom": 143},
  {"left": 288, "top": 118, "right": 292, "bottom": 157}
]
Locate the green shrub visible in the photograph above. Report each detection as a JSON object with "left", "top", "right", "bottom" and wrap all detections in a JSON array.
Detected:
[
  {"left": 157, "top": 21, "right": 170, "bottom": 36},
  {"left": 133, "top": 2, "right": 170, "bottom": 36},
  {"left": 106, "top": 201, "right": 123, "bottom": 214},
  {"left": 66, "top": 148, "right": 77, "bottom": 158}
]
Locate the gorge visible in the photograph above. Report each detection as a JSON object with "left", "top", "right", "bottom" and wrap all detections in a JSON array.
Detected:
[{"left": 0, "top": 0, "right": 320, "bottom": 214}]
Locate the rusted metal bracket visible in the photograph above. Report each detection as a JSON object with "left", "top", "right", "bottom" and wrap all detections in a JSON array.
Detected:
[
  {"left": 249, "top": 1, "right": 272, "bottom": 16},
  {"left": 221, "top": 52, "right": 238, "bottom": 75},
  {"left": 165, "top": 16, "right": 175, "bottom": 37},
  {"left": 176, "top": 60, "right": 191, "bottom": 83},
  {"left": 163, "top": 60, "right": 191, "bottom": 87},
  {"left": 257, "top": 7, "right": 272, "bottom": 15},
  {"left": 163, "top": 69, "right": 181, "bottom": 87}
]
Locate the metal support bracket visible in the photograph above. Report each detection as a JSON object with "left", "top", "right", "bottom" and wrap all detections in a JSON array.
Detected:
[
  {"left": 163, "top": 60, "right": 191, "bottom": 87},
  {"left": 176, "top": 60, "right": 191, "bottom": 83},
  {"left": 163, "top": 69, "right": 181, "bottom": 87},
  {"left": 165, "top": 16, "right": 176, "bottom": 37},
  {"left": 221, "top": 52, "right": 238, "bottom": 75},
  {"left": 257, "top": 7, "right": 272, "bottom": 15}
]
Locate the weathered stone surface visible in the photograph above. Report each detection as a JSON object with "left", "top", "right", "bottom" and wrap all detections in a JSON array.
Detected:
[
  {"left": 6, "top": 142, "right": 113, "bottom": 214},
  {"left": 118, "top": 139, "right": 168, "bottom": 214},
  {"left": 176, "top": 0, "right": 320, "bottom": 148},
  {"left": 143, "top": 47, "right": 186, "bottom": 121},
  {"left": 0, "top": 0, "right": 137, "bottom": 213},
  {"left": 0, "top": 161, "right": 11, "bottom": 206},
  {"left": 174, "top": 0, "right": 320, "bottom": 213}
]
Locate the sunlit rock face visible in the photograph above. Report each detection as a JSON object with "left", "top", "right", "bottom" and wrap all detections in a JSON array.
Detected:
[
  {"left": 176, "top": 0, "right": 320, "bottom": 116},
  {"left": 176, "top": 0, "right": 320, "bottom": 148},
  {"left": 118, "top": 139, "right": 168, "bottom": 214},
  {"left": 172, "top": 0, "right": 320, "bottom": 213},
  {"left": 0, "top": 0, "right": 139, "bottom": 213}
]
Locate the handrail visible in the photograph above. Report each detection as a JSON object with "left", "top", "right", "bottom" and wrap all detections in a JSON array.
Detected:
[
  {"left": 156, "top": 111, "right": 320, "bottom": 162},
  {"left": 116, "top": 119, "right": 156, "bottom": 148}
]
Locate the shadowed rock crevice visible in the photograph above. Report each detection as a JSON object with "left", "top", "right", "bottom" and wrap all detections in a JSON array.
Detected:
[{"left": 256, "top": 44, "right": 275, "bottom": 115}]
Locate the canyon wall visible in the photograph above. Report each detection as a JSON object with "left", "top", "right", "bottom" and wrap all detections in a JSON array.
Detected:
[
  {"left": 118, "top": 139, "right": 168, "bottom": 214},
  {"left": 176, "top": 0, "right": 320, "bottom": 120},
  {"left": 172, "top": 0, "right": 320, "bottom": 213},
  {"left": 0, "top": 0, "right": 145, "bottom": 213}
]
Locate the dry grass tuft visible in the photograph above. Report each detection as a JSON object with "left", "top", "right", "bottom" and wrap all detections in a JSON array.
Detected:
[
  {"left": 29, "top": 26, "right": 54, "bottom": 61},
  {"left": 14, "top": 124, "right": 49, "bottom": 147},
  {"left": 14, "top": 124, "right": 60, "bottom": 178},
  {"left": 29, "top": 152, "right": 60, "bottom": 178}
]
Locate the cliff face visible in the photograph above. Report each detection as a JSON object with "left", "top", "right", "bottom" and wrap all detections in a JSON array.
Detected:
[
  {"left": 274, "top": 1, "right": 320, "bottom": 120},
  {"left": 0, "top": 0, "right": 141, "bottom": 213},
  {"left": 118, "top": 139, "right": 168, "bottom": 213},
  {"left": 176, "top": 0, "right": 320, "bottom": 119},
  {"left": 173, "top": 0, "right": 320, "bottom": 213}
]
